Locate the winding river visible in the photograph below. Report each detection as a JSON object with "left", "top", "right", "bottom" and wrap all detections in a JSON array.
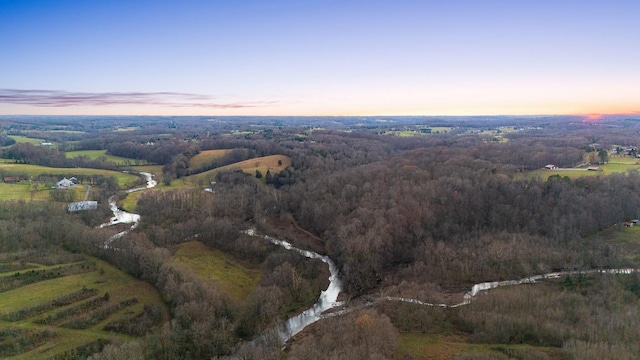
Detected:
[
  {"left": 98, "top": 172, "right": 156, "bottom": 248},
  {"left": 244, "top": 229, "right": 343, "bottom": 341},
  {"left": 98, "top": 174, "right": 639, "bottom": 345},
  {"left": 245, "top": 228, "right": 638, "bottom": 343}
]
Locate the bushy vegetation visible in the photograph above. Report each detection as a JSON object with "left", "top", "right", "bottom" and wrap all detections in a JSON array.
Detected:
[
  {"left": 0, "top": 327, "right": 57, "bottom": 357},
  {"left": 2, "top": 287, "right": 99, "bottom": 322},
  {"left": 3, "top": 115, "right": 640, "bottom": 358}
]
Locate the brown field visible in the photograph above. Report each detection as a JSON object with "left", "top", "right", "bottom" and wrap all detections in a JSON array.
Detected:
[
  {"left": 179, "top": 154, "right": 291, "bottom": 186},
  {"left": 188, "top": 149, "right": 233, "bottom": 168}
]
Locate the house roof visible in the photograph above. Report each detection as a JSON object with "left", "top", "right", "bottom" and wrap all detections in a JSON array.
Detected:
[
  {"left": 56, "top": 178, "right": 75, "bottom": 187},
  {"left": 68, "top": 201, "right": 98, "bottom": 212}
]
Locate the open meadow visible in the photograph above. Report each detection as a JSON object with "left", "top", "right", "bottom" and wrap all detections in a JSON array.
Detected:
[
  {"left": 382, "top": 126, "right": 453, "bottom": 137},
  {"left": 0, "top": 182, "right": 95, "bottom": 202},
  {"left": 179, "top": 154, "right": 291, "bottom": 186},
  {"left": 0, "top": 163, "right": 140, "bottom": 188},
  {"left": 169, "top": 241, "right": 262, "bottom": 302},
  {"left": 7, "top": 135, "right": 47, "bottom": 145},
  {"left": 188, "top": 149, "right": 233, "bottom": 169},
  {"left": 525, "top": 156, "right": 640, "bottom": 180},
  {"left": 65, "top": 150, "right": 149, "bottom": 166}
]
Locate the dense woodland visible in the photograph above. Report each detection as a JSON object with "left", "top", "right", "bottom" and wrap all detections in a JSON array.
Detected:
[{"left": 2, "top": 115, "right": 640, "bottom": 358}]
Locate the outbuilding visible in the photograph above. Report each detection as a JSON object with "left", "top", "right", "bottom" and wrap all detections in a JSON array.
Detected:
[{"left": 68, "top": 201, "right": 98, "bottom": 212}]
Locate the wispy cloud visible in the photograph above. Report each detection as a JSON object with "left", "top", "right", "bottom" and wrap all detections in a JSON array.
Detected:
[{"left": 0, "top": 89, "right": 275, "bottom": 108}]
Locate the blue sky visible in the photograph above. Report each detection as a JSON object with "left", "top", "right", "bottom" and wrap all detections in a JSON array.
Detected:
[{"left": 1, "top": 0, "right": 639, "bottom": 116}]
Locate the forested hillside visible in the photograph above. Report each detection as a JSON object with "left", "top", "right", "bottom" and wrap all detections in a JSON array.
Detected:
[{"left": 1, "top": 115, "right": 640, "bottom": 358}]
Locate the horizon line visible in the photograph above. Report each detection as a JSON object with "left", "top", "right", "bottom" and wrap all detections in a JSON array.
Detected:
[{"left": 1, "top": 112, "right": 639, "bottom": 118}]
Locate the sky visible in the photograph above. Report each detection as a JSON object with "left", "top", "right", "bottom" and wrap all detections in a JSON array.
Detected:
[{"left": 0, "top": 0, "right": 639, "bottom": 116}]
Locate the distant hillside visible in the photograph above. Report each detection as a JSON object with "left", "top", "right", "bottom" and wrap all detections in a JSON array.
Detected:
[
  {"left": 188, "top": 149, "right": 233, "bottom": 169},
  {"left": 183, "top": 154, "right": 291, "bottom": 185}
]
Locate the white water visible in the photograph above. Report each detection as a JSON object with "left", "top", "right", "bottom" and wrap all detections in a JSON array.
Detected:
[
  {"left": 384, "top": 268, "right": 639, "bottom": 308},
  {"left": 244, "top": 229, "right": 343, "bottom": 341},
  {"left": 243, "top": 228, "right": 640, "bottom": 344},
  {"left": 96, "top": 172, "right": 640, "bottom": 346},
  {"left": 99, "top": 172, "right": 156, "bottom": 248},
  {"left": 125, "top": 172, "right": 158, "bottom": 193}
]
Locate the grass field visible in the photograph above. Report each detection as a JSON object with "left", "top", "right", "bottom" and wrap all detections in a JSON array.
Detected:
[
  {"left": 0, "top": 256, "right": 168, "bottom": 359},
  {"left": 0, "top": 183, "right": 49, "bottom": 201},
  {"left": 0, "top": 182, "right": 96, "bottom": 202},
  {"left": 170, "top": 241, "right": 262, "bottom": 301},
  {"left": 382, "top": 127, "right": 452, "bottom": 137},
  {"left": 113, "top": 127, "right": 140, "bottom": 132},
  {"left": 587, "top": 225, "right": 640, "bottom": 262},
  {"left": 8, "top": 135, "right": 47, "bottom": 145},
  {"left": 188, "top": 149, "right": 233, "bottom": 169},
  {"left": 180, "top": 154, "right": 291, "bottom": 186},
  {"left": 66, "top": 150, "right": 148, "bottom": 166},
  {"left": 600, "top": 156, "right": 640, "bottom": 173},
  {"left": 0, "top": 163, "right": 140, "bottom": 188},
  {"left": 525, "top": 157, "right": 640, "bottom": 180},
  {"left": 119, "top": 191, "right": 143, "bottom": 212}
]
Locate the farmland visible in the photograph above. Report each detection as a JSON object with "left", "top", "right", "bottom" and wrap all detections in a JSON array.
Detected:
[
  {"left": 0, "top": 256, "right": 167, "bottom": 359},
  {"left": 0, "top": 182, "right": 51, "bottom": 201},
  {"left": 182, "top": 154, "right": 291, "bottom": 185},
  {"left": 8, "top": 135, "right": 47, "bottom": 145},
  {"left": 169, "top": 241, "right": 262, "bottom": 301},
  {"left": 0, "top": 163, "right": 140, "bottom": 188},
  {"left": 1, "top": 115, "right": 640, "bottom": 358},
  {"left": 381, "top": 126, "right": 453, "bottom": 137},
  {"left": 526, "top": 156, "right": 640, "bottom": 180},
  {"left": 188, "top": 149, "right": 233, "bottom": 169},
  {"left": 65, "top": 150, "right": 149, "bottom": 166}
]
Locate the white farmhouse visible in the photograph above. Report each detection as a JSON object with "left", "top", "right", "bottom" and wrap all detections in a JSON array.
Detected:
[{"left": 56, "top": 178, "right": 75, "bottom": 189}]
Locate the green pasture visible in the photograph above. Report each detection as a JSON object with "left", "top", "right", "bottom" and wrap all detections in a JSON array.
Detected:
[
  {"left": 180, "top": 154, "right": 291, "bottom": 186},
  {"left": 7, "top": 135, "right": 46, "bottom": 145},
  {"left": 383, "top": 130, "right": 421, "bottom": 137},
  {"left": 0, "top": 257, "right": 168, "bottom": 360},
  {"left": 0, "top": 182, "right": 98, "bottom": 202},
  {"left": 587, "top": 225, "right": 640, "bottom": 263},
  {"left": 170, "top": 241, "right": 262, "bottom": 301},
  {"left": 382, "top": 127, "right": 452, "bottom": 137},
  {"left": 592, "top": 226, "right": 640, "bottom": 244},
  {"left": 119, "top": 190, "right": 144, "bottom": 212},
  {"left": 0, "top": 163, "right": 139, "bottom": 188},
  {"left": 0, "top": 183, "right": 49, "bottom": 201},
  {"left": 66, "top": 150, "right": 148, "bottom": 166},
  {"left": 527, "top": 169, "right": 592, "bottom": 180},
  {"left": 478, "top": 126, "right": 519, "bottom": 135},
  {"left": 601, "top": 156, "right": 640, "bottom": 173},
  {"left": 525, "top": 157, "right": 640, "bottom": 180},
  {"left": 188, "top": 149, "right": 233, "bottom": 169}
]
